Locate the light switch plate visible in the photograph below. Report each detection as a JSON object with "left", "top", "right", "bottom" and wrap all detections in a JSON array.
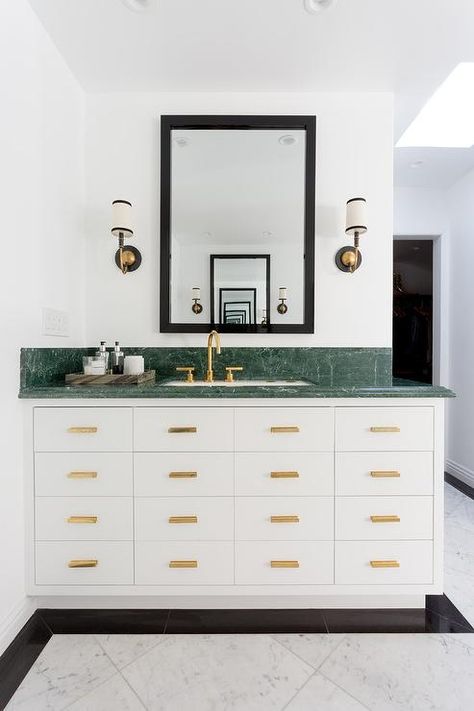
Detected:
[{"left": 42, "top": 308, "right": 69, "bottom": 337}]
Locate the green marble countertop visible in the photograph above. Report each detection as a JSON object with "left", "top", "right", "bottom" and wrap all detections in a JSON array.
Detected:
[{"left": 18, "top": 377, "right": 454, "bottom": 399}]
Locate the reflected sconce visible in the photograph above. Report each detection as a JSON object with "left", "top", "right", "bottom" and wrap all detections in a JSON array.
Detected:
[
  {"left": 335, "top": 197, "right": 367, "bottom": 273},
  {"left": 111, "top": 200, "right": 142, "bottom": 274},
  {"left": 191, "top": 287, "right": 203, "bottom": 314},
  {"left": 261, "top": 308, "right": 268, "bottom": 326},
  {"left": 277, "top": 287, "right": 288, "bottom": 314}
]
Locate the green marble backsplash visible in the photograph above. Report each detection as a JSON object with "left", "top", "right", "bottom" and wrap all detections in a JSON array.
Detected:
[{"left": 20, "top": 347, "right": 392, "bottom": 388}]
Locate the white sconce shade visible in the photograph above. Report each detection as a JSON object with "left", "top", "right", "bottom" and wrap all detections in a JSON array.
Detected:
[
  {"left": 192, "top": 287, "right": 201, "bottom": 299},
  {"left": 279, "top": 287, "right": 288, "bottom": 299},
  {"left": 345, "top": 198, "right": 367, "bottom": 236},
  {"left": 111, "top": 200, "right": 133, "bottom": 237}
]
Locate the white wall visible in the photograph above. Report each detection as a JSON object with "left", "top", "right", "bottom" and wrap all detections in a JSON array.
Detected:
[
  {"left": 84, "top": 92, "right": 394, "bottom": 347},
  {"left": 394, "top": 187, "right": 449, "bottom": 236},
  {"left": 445, "top": 167, "right": 474, "bottom": 487},
  {"left": 0, "top": 0, "right": 85, "bottom": 651}
]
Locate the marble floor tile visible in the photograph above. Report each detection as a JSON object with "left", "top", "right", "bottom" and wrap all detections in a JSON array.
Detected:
[
  {"left": 272, "top": 634, "right": 345, "bottom": 670},
  {"left": 445, "top": 522, "right": 474, "bottom": 575},
  {"left": 95, "top": 634, "right": 165, "bottom": 670},
  {"left": 444, "top": 565, "right": 474, "bottom": 626},
  {"left": 66, "top": 674, "right": 145, "bottom": 711},
  {"left": 6, "top": 635, "right": 117, "bottom": 711},
  {"left": 447, "top": 495, "right": 474, "bottom": 533},
  {"left": 121, "top": 634, "right": 313, "bottom": 711},
  {"left": 285, "top": 672, "right": 369, "bottom": 711},
  {"left": 444, "top": 483, "right": 466, "bottom": 517},
  {"left": 319, "top": 633, "right": 474, "bottom": 711}
]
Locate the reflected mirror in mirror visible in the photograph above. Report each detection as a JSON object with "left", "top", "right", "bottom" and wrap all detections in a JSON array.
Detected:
[{"left": 160, "top": 116, "right": 315, "bottom": 333}]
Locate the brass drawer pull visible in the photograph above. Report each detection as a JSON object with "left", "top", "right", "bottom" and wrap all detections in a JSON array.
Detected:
[
  {"left": 169, "top": 560, "right": 198, "bottom": 568},
  {"left": 67, "top": 516, "right": 98, "bottom": 524},
  {"left": 370, "top": 515, "right": 400, "bottom": 523},
  {"left": 270, "top": 515, "right": 300, "bottom": 523},
  {"left": 169, "top": 515, "right": 198, "bottom": 524},
  {"left": 169, "top": 471, "right": 198, "bottom": 479},
  {"left": 271, "top": 426, "right": 300, "bottom": 434},
  {"left": 67, "top": 427, "right": 98, "bottom": 434},
  {"left": 67, "top": 471, "right": 98, "bottom": 479},
  {"left": 271, "top": 560, "right": 300, "bottom": 568},
  {"left": 68, "top": 559, "right": 98, "bottom": 568},
  {"left": 370, "top": 471, "right": 400, "bottom": 478},
  {"left": 370, "top": 560, "right": 400, "bottom": 568},
  {"left": 370, "top": 426, "right": 400, "bottom": 433},
  {"left": 168, "top": 426, "right": 197, "bottom": 434},
  {"left": 271, "top": 471, "right": 299, "bottom": 479}
]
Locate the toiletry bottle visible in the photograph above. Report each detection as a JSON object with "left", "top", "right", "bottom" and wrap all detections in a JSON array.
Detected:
[
  {"left": 96, "top": 341, "right": 110, "bottom": 372},
  {"left": 111, "top": 341, "right": 125, "bottom": 375}
]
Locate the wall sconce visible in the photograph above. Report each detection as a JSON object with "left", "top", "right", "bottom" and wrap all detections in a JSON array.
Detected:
[
  {"left": 261, "top": 308, "right": 268, "bottom": 326},
  {"left": 111, "top": 200, "right": 142, "bottom": 274},
  {"left": 277, "top": 287, "right": 288, "bottom": 314},
  {"left": 191, "top": 287, "right": 203, "bottom": 314},
  {"left": 335, "top": 197, "right": 367, "bottom": 273}
]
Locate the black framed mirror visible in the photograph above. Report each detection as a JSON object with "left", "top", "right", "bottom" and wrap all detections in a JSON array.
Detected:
[{"left": 160, "top": 115, "right": 316, "bottom": 333}]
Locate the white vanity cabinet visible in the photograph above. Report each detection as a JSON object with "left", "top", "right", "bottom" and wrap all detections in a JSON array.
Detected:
[{"left": 26, "top": 397, "right": 444, "bottom": 607}]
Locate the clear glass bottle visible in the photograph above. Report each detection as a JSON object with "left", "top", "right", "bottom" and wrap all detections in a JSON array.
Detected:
[
  {"left": 111, "top": 341, "right": 125, "bottom": 375},
  {"left": 95, "top": 341, "right": 110, "bottom": 372}
]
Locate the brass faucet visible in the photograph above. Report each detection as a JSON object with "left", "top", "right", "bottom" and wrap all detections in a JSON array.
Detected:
[{"left": 205, "top": 330, "right": 221, "bottom": 383}]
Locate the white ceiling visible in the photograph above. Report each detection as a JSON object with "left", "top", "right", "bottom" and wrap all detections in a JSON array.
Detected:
[{"left": 27, "top": 0, "right": 474, "bottom": 188}]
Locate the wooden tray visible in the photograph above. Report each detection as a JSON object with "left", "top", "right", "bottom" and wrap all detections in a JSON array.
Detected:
[{"left": 65, "top": 370, "right": 156, "bottom": 386}]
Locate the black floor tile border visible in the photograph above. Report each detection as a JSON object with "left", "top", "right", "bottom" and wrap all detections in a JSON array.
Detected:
[
  {"left": 445, "top": 472, "right": 474, "bottom": 500},
  {"left": 1, "top": 597, "right": 472, "bottom": 708}
]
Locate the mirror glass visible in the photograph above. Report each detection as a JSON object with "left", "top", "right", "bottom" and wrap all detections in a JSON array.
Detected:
[{"left": 161, "top": 117, "right": 315, "bottom": 333}]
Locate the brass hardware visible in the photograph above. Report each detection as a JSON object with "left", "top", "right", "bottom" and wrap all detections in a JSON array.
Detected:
[
  {"left": 370, "top": 560, "right": 400, "bottom": 568},
  {"left": 271, "top": 426, "right": 300, "bottom": 434},
  {"left": 335, "top": 199, "right": 367, "bottom": 273},
  {"left": 169, "top": 560, "right": 198, "bottom": 568},
  {"left": 67, "top": 471, "right": 98, "bottom": 479},
  {"left": 112, "top": 201, "right": 142, "bottom": 274},
  {"left": 168, "top": 426, "right": 197, "bottom": 434},
  {"left": 205, "top": 330, "right": 221, "bottom": 383},
  {"left": 370, "top": 515, "right": 401, "bottom": 523},
  {"left": 271, "top": 471, "right": 300, "bottom": 479},
  {"left": 68, "top": 559, "right": 98, "bottom": 568},
  {"left": 168, "top": 516, "right": 198, "bottom": 524},
  {"left": 270, "top": 515, "right": 300, "bottom": 523},
  {"left": 271, "top": 560, "right": 300, "bottom": 568},
  {"left": 335, "top": 245, "right": 362, "bottom": 273},
  {"left": 67, "top": 516, "right": 98, "bottom": 524},
  {"left": 176, "top": 366, "right": 195, "bottom": 383},
  {"left": 67, "top": 426, "right": 98, "bottom": 434},
  {"left": 225, "top": 366, "right": 244, "bottom": 383},
  {"left": 370, "top": 471, "right": 400, "bottom": 478},
  {"left": 169, "top": 471, "right": 198, "bottom": 479},
  {"left": 370, "top": 426, "right": 401, "bottom": 433}
]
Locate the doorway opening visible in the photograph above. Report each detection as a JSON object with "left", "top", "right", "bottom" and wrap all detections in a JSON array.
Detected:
[{"left": 393, "top": 238, "right": 433, "bottom": 384}]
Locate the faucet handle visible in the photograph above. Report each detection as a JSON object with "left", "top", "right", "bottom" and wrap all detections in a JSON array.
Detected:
[
  {"left": 176, "top": 366, "right": 195, "bottom": 383},
  {"left": 225, "top": 366, "right": 244, "bottom": 383}
]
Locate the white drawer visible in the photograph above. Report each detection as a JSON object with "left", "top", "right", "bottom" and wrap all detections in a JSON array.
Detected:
[
  {"left": 335, "top": 407, "right": 433, "bottom": 452},
  {"left": 35, "top": 453, "right": 133, "bottom": 497},
  {"left": 35, "top": 541, "right": 134, "bottom": 585},
  {"left": 335, "top": 541, "right": 433, "bottom": 584},
  {"left": 35, "top": 497, "right": 133, "bottom": 541},
  {"left": 134, "top": 408, "right": 234, "bottom": 452},
  {"left": 34, "top": 408, "right": 132, "bottom": 452},
  {"left": 235, "top": 542, "right": 334, "bottom": 585},
  {"left": 335, "top": 496, "right": 433, "bottom": 540},
  {"left": 235, "top": 497, "right": 333, "bottom": 541},
  {"left": 235, "top": 408, "right": 333, "bottom": 452},
  {"left": 235, "top": 453, "right": 333, "bottom": 496},
  {"left": 134, "top": 453, "right": 234, "bottom": 497},
  {"left": 335, "top": 452, "right": 433, "bottom": 496},
  {"left": 135, "top": 542, "right": 234, "bottom": 585},
  {"left": 135, "top": 497, "right": 234, "bottom": 541}
]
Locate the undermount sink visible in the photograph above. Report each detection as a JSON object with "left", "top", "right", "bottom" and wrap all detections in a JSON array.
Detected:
[{"left": 163, "top": 379, "right": 311, "bottom": 388}]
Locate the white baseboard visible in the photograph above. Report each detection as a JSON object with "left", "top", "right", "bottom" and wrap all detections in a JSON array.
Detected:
[
  {"left": 0, "top": 598, "right": 36, "bottom": 656},
  {"left": 446, "top": 458, "right": 474, "bottom": 490}
]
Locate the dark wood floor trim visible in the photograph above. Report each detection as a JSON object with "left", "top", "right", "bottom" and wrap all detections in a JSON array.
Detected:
[{"left": 445, "top": 472, "right": 474, "bottom": 500}]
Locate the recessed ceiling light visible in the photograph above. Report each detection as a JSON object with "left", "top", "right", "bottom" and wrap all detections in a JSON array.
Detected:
[
  {"left": 410, "top": 160, "right": 424, "bottom": 168},
  {"left": 174, "top": 137, "right": 189, "bottom": 148},
  {"left": 263, "top": 231, "right": 273, "bottom": 238},
  {"left": 279, "top": 135, "right": 297, "bottom": 146},
  {"left": 304, "top": 0, "right": 338, "bottom": 15},
  {"left": 120, "top": 0, "right": 154, "bottom": 13},
  {"left": 397, "top": 63, "right": 474, "bottom": 148}
]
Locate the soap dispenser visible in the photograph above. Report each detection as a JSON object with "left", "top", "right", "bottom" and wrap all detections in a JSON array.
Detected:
[
  {"left": 95, "top": 341, "right": 110, "bottom": 372},
  {"left": 111, "top": 341, "right": 125, "bottom": 375}
]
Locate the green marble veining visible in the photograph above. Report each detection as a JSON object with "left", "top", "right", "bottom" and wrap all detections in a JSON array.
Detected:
[{"left": 19, "top": 347, "right": 454, "bottom": 399}]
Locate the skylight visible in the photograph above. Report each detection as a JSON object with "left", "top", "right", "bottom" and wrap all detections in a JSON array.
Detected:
[{"left": 397, "top": 63, "right": 474, "bottom": 148}]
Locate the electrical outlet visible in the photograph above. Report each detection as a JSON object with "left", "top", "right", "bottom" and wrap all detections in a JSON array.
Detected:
[{"left": 42, "top": 308, "right": 70, "bottom": 337}]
